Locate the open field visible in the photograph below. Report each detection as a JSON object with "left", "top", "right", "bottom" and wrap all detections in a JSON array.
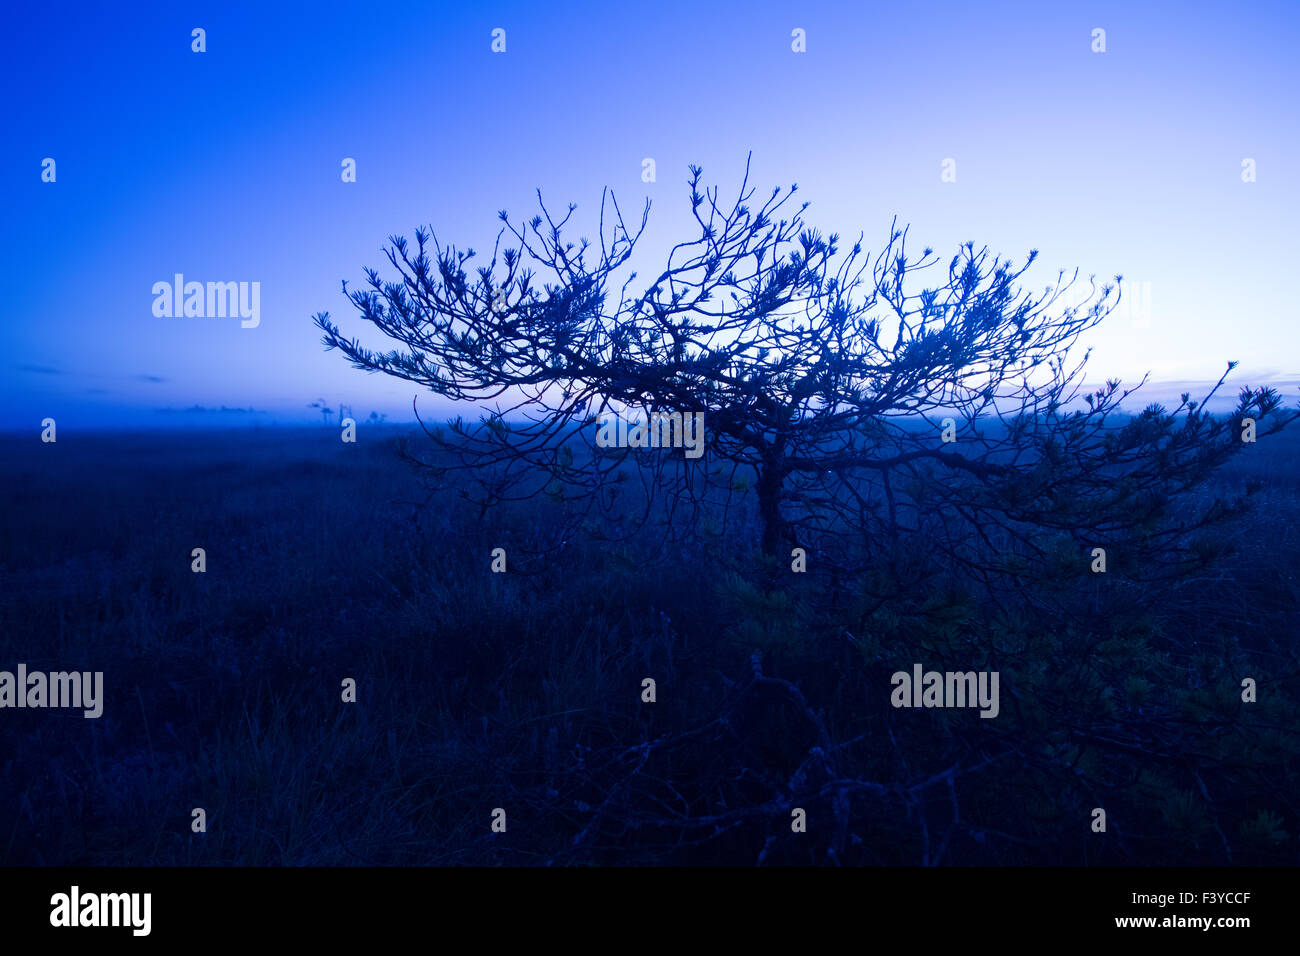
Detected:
[{"left": 1, "top": 423, "right": 1297, "bottom": 865}]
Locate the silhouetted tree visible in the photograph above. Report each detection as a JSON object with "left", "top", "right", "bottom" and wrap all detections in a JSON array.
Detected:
[
  {"left": 313, "top": 161, "right": 1300, "bottom": 864},
  {"left": 315, "top": 159, "right": 1293, "bottom": 587}
]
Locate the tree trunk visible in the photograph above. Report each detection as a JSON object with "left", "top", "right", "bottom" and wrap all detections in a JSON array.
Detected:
[{"left": 757, "top": 462, "right": 785, "bottom": 557}]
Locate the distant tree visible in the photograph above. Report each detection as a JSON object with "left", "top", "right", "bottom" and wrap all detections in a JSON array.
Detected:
[
  {"left": 315, "top": 159, "right": 1294, "bottom": 587},
  {"left": 308, "top": 399, "right": 334, "bottom": 426}
]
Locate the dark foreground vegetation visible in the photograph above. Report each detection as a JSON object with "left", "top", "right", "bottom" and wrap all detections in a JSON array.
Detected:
[{"left": 1, "top": 423, "right": 1297, "bottom": 864}]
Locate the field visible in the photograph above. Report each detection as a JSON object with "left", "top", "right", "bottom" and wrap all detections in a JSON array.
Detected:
[{"left": 1, "top": 422, "right": 1297, "bottom": 865}]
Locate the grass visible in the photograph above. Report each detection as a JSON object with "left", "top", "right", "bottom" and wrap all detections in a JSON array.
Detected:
[{"left": 1, "top": 422, "right": 1297, "bottom": 865}]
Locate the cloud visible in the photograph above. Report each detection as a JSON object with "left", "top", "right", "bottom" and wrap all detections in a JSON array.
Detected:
[
  {"left": 136, "top": 374, "right": 168, "bottom": 383},
  {"left": 17, "top": 363, "right": 61, "bottom": 375}
]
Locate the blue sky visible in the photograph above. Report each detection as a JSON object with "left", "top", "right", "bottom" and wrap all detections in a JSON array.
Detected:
[{"left": 3, "top": 0, "right": 1297, "bottom": 429}]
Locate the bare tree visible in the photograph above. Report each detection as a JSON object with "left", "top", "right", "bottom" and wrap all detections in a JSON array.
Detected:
[{"left": 314, "top": 158, "right": 1294, "bottom": 585}]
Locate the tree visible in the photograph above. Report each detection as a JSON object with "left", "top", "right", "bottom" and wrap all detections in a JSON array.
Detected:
[
  {"left": 314, "top": 158, "right": 1293, "bottom": 587},
  {"left": 314, "top": 160, "right": 1298, "bottom": 864},
  {"left": 308, "top": 398, "right": 334, "bottom": 426}
]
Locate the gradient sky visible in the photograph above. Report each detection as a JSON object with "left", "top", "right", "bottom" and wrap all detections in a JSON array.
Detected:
[{"left": 4, "top": 0, "right": 1298, "bottom": 429}]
